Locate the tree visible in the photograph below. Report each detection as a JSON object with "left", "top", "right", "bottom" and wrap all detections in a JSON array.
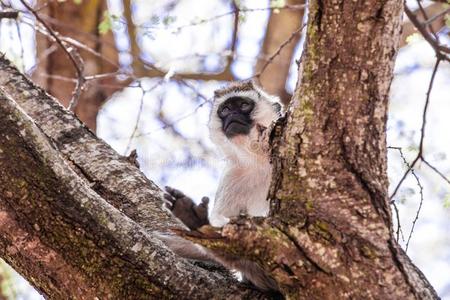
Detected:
[{"left": 0, "top": 0, "right": 445, "bottom": 299}]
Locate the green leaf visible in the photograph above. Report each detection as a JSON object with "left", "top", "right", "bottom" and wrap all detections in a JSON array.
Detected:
[
  {"left": 162, "top": 15, "right": 177, "bottom": 26},
  {"left": 98, "top": 11, "right": 113, "bottom": 34},
  {"left": 270, "top": 0, "right": 286, "bottom": 8},
  {"left": 405, "top": 33, "right": 422, "bottom": 44},
  {"left": 444, "top": 194, "right": 450, "bottom": 209},
  {"left": 73, "top": 0, "right": 82, "bottom": 4},
  {"left": 445, "top": 14, "right": 450, "bottom": 28},
  {"left": 238, "top": 13, "right": 247, "bottom": 23}
]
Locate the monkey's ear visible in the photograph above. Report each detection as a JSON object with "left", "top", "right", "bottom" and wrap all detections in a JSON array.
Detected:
[{"left": 249, "top": 79, "right": 259, "bottom": 89}]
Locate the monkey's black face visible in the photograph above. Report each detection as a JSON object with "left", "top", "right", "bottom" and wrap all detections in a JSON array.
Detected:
[{"left": 217, "top": 97, "right": 255, "bottom": 138}]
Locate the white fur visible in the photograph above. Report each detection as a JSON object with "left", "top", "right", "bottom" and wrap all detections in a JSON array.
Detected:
[
  {"left": 161, "top": 82, "right": 283, "bottom": 292},
  {"left": 208, "top": 84, "right": 282, "bottom": 227}
]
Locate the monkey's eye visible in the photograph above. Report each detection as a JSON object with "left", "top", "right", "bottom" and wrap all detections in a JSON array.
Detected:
[
  {"left": 240, "top": 102, "right": 252, "bottom": 112},
  {"left": 220, "top": 106, "right": 231, "bottom": 117}
]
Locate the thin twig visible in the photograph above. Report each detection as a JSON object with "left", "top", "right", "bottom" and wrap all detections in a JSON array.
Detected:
[
  {"left": 390, "top": 58, "right": 441, "bottom": 200},
  {"left": 124, "top": 80, "right": 164, "bottom": 155},
  {"left": 423, "top": 7, "right": 450, "bottom": 26},
  {"left": 418, "top": 59, "right": 441, "bottom": 153},
  {"left": 388, "top": 145, "right": 424, "bottom": 249},
  {"left": 388, "top": 57, "right": 441, "bottom": 251},
  {"left": 391, "top": 200, "right": 405, "bottom": 242},
  {"left": 404, "top": 4, "right": 450, "bottom": 61},
  {"left": 422, "top": 159, "right": 450, "bottom": 185},
  {"left": 20, "top": 16, "right": 120, "bottom": 69},
  {"left": 228, "top": 0, "right": 239, "bottom": 68},
  {"left": 136, "top": 4, "right": 306, "bottom": 33},
  {"left": 122, "top": 97, "right": 212, "bottom": 140},
  {"left": 38, "top": 71, "right": 123, "bottom": 82},
  {"left": 254, "top": 23, "right": 306, "bottom": 78},
  {"left": 388, "top": 146, "right": 411, "bottom": 242},
  {"left": 415, "top": 0, "right": 440, "bottom": 42},
  {"left": 405, "top": 169, "right": 424, "bottom": 252},
  {"left": 0, "top": 10, "right": 18, "bottom": 19}
]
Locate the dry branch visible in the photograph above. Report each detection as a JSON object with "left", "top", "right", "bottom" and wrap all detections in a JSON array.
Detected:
[
  {"left": 0, "top": 10, "right": 18, "bottom": 19},
  {"left": 400, "top": 3, "right": 448, "bottom": 48}
]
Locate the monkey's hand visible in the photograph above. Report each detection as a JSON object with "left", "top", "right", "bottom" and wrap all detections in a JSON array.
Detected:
[{"left": 164, "top": 186, "right": 210, "bottom": 230}]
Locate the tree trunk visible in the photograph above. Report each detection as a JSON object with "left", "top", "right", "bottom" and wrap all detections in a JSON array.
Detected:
[
  {"left": 267, "top": 0, "right": 438, "bottom": 298},
  {"left": 182, "top": 1, "right": 438, "bottom": 299}
]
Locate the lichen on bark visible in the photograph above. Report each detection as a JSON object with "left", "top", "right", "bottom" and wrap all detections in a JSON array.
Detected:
[
  {"left": 0, "top": 56, "right": 267, "bottom": 299},
  {"left": 188, "top": 0, "right": 439, "bottom": 299}
]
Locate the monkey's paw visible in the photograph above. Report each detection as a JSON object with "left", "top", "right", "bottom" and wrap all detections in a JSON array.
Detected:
[{"left": 164, "top": 186, "right": 210, "bottom": 230}]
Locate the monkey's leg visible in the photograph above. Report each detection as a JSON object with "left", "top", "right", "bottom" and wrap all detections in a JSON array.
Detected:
[{"left": 164, "top": 186, "right": 210, "bottom": 230}]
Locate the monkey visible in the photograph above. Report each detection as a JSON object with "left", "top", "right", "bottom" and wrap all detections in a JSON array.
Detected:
[{"left": 162, "top": 80, "right": 284, "bottom": 292}]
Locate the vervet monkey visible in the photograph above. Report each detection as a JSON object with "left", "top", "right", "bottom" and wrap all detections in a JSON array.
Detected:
[{"left": 163, "top": 80, "right": 283, "bottom": 291}]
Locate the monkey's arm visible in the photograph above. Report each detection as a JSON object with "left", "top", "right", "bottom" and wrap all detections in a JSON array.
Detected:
[
  {"left": 165, "top": 186, "right": 278, "bottom": 292},
  {"left": 164, "top": 186, "right": 210, "bottom": 230}
]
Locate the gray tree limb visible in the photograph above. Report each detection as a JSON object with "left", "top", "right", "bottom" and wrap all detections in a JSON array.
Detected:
[{"left": 0, "top": 55, "right": 264, "bottom": 299}]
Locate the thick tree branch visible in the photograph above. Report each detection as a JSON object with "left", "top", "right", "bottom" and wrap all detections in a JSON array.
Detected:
[
  {"left": 124, "top": 0, "right": 142, "bottom": 76},
  {"left": 0, "top": 55, "right": 265, "bottom": 299},
  {"left": 0, "top": 57, "right": 173, "bottom": 231}
]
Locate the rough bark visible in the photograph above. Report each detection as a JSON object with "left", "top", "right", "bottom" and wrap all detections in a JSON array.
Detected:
[
  {"left": 267, "top": 0, "right": 438, "bottom": 298},
  {"left": 182, "top": 1, "right": 439, "bottom": 299},
  {"left": 33, "top": 0, "right": 124, "bottom": 131},
  {"left": 0, "top": 56, "right": 266, "bottom": 299}
]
